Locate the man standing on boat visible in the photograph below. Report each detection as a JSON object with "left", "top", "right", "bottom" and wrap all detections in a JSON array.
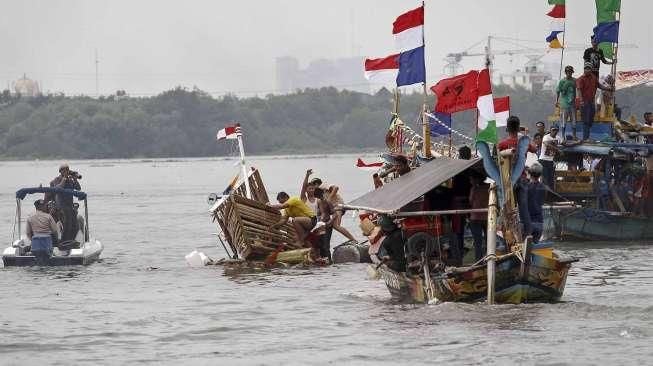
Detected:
[
  {"left": 583, "top": 35, "right": 614, "bottom": 78},
  {"left": 527, "top": 163, "right": 546, "bottom": 243},
  {"left": 576, "top": 63, "right": 614, "bottom": 142},
  {"left": 268, "top": 192, "right": 317, "bottom": 248},
  {"left": 556, "top": 66, "right": 577, "bottom": 140},
  {"left": 26, "top": 199, "right": 59, "bottom": 265},
  {"left": 48, "top": 163, "right": 81, "bottom": 242},
  {"left": 539, "top": 125, "right": 563, "bottom": 191}
]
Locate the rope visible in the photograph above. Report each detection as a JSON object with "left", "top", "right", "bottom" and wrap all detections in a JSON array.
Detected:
[{"left": 424, "top": 112, "right": 475, "bottom": 142}]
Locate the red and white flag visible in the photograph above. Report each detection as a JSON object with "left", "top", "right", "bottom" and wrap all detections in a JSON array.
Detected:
[
  {"left": 393, "top": 5, "right": 424, "bottom": 53},
  {"left": 493, "top": 96, "right": 510, "bottom": 127},
  {"left": 364, "top": 54, "right": 399, "bottom": 82},
  {"left": 216, "top": 124, "right": 241, "bottom": 140},
  {"left": 356, "top": 158, "right": 384, "bottom": 171}
]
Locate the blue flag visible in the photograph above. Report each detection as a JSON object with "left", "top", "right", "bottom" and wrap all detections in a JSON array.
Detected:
[
  {"left": 593, "top": 21, "right": 619, "bottom": 43},
  {"left": 396, "top": 46, "right": 425, "bottom": 87},
  {"left": 428, "top": 111, "right": 452, "bottom": 137}
]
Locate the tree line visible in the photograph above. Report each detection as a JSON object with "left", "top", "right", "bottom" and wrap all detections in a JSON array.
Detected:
[{"left": 0, "top": 85, "right": 651, "bottom": 159}]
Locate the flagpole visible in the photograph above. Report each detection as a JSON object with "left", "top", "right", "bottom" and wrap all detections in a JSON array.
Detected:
[
  {"left": 421, "top": 1, "right": 431, "bottom": 159},
  {"left": 235, "top": 124, "right": 252, "bottom": 199},
  {"left": 558, "top": 23, "right": 567, "bottom": 80},
  {"left": 610, "top": 10, "right": 621, "bottom": 112}
]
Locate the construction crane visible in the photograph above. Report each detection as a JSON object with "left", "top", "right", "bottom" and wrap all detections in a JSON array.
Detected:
[{"left": 443, "top": 35, "right": 638, "bottom": 76}]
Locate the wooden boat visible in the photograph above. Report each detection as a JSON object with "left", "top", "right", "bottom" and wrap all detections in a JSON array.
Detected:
[
  {"left": 345, "top": 138, "right": 577, "bottom": 304},
  {"left": 377, "top": 242, "right": 576, "bottom": 304},
  {"left": 543, "top": 142, "right": 653, "bottom": 241}
]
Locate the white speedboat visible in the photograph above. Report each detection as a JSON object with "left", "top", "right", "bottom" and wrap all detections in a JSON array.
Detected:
[{"left": 2, "top": 187, "right": 103, "bottom": 267}]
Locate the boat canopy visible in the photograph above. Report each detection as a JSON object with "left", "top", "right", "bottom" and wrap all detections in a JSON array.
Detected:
[
  {"left": 347, "top": 158, "right": 481, "bottom": 212},
  {"left": 15, "top": 187, "right": 87, "bottom": 200}
]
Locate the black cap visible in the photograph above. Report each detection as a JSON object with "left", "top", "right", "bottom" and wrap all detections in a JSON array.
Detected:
[{"left": 33, "top": 199, "right": 45, "bottom": 208}]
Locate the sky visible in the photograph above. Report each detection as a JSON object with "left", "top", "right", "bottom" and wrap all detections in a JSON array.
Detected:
[{"left": 0, "top": 0, "right": 651, "bottom": 97}]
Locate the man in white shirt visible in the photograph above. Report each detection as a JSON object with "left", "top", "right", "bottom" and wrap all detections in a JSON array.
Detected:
[{"left": 539, "top": 125, "right": 563, "bottom": 190}]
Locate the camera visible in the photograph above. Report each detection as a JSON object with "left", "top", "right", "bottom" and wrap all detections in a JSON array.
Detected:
[{"left": 68, "top": 170, "right": 82, "bottom": 179}]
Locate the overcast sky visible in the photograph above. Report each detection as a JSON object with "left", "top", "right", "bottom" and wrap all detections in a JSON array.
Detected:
[{"left": 1, "top": 0, "right": 650, "bottom": 97}]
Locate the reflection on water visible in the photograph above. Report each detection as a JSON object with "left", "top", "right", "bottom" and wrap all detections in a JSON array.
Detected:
[{"left": 0, "top": 157, "right": 652, "bottom": 364}]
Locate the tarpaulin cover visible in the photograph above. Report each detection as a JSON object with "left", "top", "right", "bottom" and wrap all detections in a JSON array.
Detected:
[{"left": 348, "top": 158, "right": 481, "bottom": 212}]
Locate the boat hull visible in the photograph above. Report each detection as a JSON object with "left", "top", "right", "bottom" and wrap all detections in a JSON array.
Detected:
[
  {"left": 378, "top": 250, "right": 575, "bottom": 304},
  {"left": 544, "top": 207, "right": 653, "bottom": 241},
  {"left": 2, "top": 240, "right": 103, "bottom": 267}
]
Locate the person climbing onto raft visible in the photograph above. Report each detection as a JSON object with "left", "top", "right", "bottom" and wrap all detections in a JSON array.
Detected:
[{"left": 267, "top": 192, "right": 317, "bottom": 248}]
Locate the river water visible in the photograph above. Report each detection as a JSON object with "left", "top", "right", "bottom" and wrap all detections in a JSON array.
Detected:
[{"left": 0, "top": 156, "right": 651, "bottom": 365}]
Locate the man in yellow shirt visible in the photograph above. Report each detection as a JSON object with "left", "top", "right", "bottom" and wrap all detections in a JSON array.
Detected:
[{"left": 267, "top": 191, "right": 317, "bottom": 247}]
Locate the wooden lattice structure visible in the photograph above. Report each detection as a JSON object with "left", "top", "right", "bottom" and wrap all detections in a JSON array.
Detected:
[{"left": 212, "top": 169, "right": 300, "bottom": 260}]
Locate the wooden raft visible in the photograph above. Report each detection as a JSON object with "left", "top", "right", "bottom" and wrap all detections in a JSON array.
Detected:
[{"left": 212, "top": 169, "right": 301, "bottom": 260}]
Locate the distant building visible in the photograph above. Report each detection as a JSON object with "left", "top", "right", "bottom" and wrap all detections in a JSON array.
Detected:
[
  {"left": 12, "top": 74, "right": 41, "bottom": 97},
  {"left": 492, "top": 56, "right": 552, "bottom": 92},
  {"left": 275, "top": 56, "right": 370, "bottom": 94}
]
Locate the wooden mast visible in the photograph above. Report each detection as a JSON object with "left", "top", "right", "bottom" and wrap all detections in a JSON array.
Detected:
[{"left": 421, "top": 1, "right": 432, "bottom": 159}]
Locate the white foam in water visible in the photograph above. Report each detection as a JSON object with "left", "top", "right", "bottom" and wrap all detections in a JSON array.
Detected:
[{"left": 185, "top": 250, "right": 209, "bottom": 267}]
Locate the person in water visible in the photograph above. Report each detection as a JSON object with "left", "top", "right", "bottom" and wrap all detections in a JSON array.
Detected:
[
  {"left": 268, "top": 192, "right": 317, "bottom": 247},
  {"left": 26, "top": 199, "right": 59, "bottom": 265}
]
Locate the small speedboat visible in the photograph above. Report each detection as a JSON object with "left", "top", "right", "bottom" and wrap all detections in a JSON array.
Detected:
[{"left": 2, "top": 187, "right": 103, "bottom": 267}]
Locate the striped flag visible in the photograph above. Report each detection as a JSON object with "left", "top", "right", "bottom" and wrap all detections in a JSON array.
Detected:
[
  {"left": 217, "top": 124, "right": 241, "bottom": 140},
  {"left": 476, "top": 69, "right": 497, "bottom": 144}
]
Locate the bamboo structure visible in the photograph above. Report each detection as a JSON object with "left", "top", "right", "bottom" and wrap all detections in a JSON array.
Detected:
[{"left": 212, "top": 169, "right": 301, "bottom": 260}]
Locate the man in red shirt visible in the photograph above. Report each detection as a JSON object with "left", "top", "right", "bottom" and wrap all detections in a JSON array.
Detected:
[
  {"left": 576, "top": 63, "right": 614, "bottom": 142},
  {"left": 498, "top": 116, "right": 537, "bottom": 238}
]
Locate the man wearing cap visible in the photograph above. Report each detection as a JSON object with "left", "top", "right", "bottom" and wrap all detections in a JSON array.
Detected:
[
  {"left": 26, "top": 199, "right": 59, "bottom": 265},
  {"left": 576, "top": 64, "right": 614, "bottom": 141},
  {"left": 539, "top": 126, "right": 563, "bottom": 191},
  {"left": 584, "top": 35, "right": 614, "bottom": 78},
  {"left": 49, "top": 163, "right": 82, "bottom": 241},
  {"left": 556, "top": 65, "right": 577, "bottom": 140}
]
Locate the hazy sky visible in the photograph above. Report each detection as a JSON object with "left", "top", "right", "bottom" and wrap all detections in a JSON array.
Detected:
[{"left": 1, "top": 0, "right": 651, "bottom": 97}]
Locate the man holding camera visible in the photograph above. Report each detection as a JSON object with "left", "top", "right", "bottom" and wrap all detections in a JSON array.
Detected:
[{"left": 48, "top": 163, "right": 82, "bottom": 241}]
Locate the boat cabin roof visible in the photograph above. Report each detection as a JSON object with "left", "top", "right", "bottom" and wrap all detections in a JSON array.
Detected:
[
  {"left": 16, "top": 187, "right": 87, "bottom": 200},
  {"left": 348, "top": 157, "right": 481, "bottom": 212}
]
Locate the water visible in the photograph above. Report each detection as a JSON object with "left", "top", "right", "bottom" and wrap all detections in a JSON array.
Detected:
[{"left": 1, "top": 156, "right": 652, "bottom": 365}]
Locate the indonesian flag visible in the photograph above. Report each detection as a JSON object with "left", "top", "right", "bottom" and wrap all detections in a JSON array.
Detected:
[
  {"left": 493, "top": 96, "right": 510, "bottom": 127},
  {"left": 356, "top": 158, "right": 384, "bottom": 171},
  {"left": 216, "top": 124, "right": 241, "bottom": 140},
  {"left": 393, "top": 5, "right": 424, "bottom": 53},
  {"left": 364, "top": 54, "right": 399, "bottom": 82},
  {"left": 476, "top": 69, "right": 498, "bottom": 144}
]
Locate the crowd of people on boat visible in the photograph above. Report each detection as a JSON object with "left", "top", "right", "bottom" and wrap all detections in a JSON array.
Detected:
[{"left": 25, "top": 164, "right": 83, "bottom": 263}]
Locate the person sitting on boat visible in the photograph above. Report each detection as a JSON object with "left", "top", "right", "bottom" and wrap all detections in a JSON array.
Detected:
[
  {"left": 498, "top": 116, "right": 537, "bottom": 239},
  {"left": 26, "top": 199, "right": 60, "bottom": 265},
  {"left": 48, "top": 163, "right": 82, "bottom": 242},
  {"left": 376, "top": 215, "right": 406, "bottom": 273},
  {"left": 583, "top": 35, "right": 614, "bottom": 79},
  {"left": 267, "top": 192, "right": 317, "bottom": 248},
  {"left": 468, "top": 170, "right": 489, "bottom": 261},
  {"left": 576, "top": 63, "right": 614, "bottom": 142},
  {"left": 556, "top": 66, "right": 577, "bottom": 140},
  {"left": 539, "top": 125, "right": 563, "bottom": 191},
  {"left": 527, "top": 163, "right": 546, "bottom": 243}
]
